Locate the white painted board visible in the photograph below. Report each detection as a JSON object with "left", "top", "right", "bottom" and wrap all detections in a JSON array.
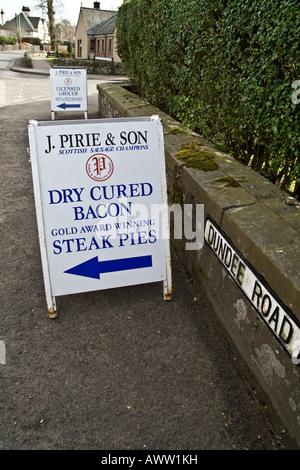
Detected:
[
  {"left": 28, "top": 116, "right": 172, "bottom": 306},
  {"left": 50, "top": 67, "right": 87, "bottom": 113}
]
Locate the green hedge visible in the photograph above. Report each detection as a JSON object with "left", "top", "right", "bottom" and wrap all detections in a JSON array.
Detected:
[
  {"left": 0, "top": 35, "right": 17, "bottom": 46},
  {"left": 116, "top": 0, "right": 300, "bottom": 198}
]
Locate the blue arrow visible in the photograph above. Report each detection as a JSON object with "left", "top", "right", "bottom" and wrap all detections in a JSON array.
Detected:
[
  {"left": 57, "top": 103, "right": 81, "bottom": 109},
  {"left": 64, "top": 255, "right": 153, "bottom": 279}
]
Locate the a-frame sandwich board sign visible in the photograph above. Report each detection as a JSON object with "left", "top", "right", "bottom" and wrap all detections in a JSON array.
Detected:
[
  {"left": 28, "top": 116, "right": 172, "bottom": 317},
  {"left": 50, "top": 66, "right": 88, "bottom": 120}
]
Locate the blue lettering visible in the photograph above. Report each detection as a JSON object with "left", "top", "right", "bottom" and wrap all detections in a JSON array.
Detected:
[
  {"left": 53, "top": 240, "right": 62, "bottom": 254},
  {"left": 140, "top": 182, "right": 152, "bottom": 197},
  {"left": 49, "top": 190, "right": 62, "bottom": 204},
  {"left": 49, "top": 188, "right": 84, "bottom": 204},
  {"left": 76, "top": 237, "right": 87, "bottom": 252}
]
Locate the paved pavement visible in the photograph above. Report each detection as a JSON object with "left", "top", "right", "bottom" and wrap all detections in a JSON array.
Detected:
[
  {"left": 0, "top": 55, "right": 298, "bottom": 452},
  {"left": 11, "top": 54, "right": 52, "bottom": 75}
]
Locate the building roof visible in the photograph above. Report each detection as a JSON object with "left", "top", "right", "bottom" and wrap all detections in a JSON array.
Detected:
[
  {"left": 29, "top": 17, "right": 42, "bottom": 29},
  {"left": 1, "top": 11, "right": 43, "bottom": 32},
  {"left": 79, "top": 7, "right": 116, "bottom": 32},
  {"left": 87, "top": 15, "right": 117, "bottom": 36}
]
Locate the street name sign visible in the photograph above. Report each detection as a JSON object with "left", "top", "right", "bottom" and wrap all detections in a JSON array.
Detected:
[
  {"left": 50, "top": 66, "right": 88, "bottom": 119},
  {"left": 205, "top": 216, "right": 300, "bottom": 364},
  {"left": 28, "top": 116, "right": 172, "bottom": 317}
]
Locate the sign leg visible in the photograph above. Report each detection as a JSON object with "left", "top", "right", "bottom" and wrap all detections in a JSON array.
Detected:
[
  {"left": 47, "top": 295, "right": 57, "bottom": 319},
  {"left": 163, "top": 280, "right": 172, "bottom": 300},
  {"left": 164, "top": 281, "right": 173, "bottom": 300},
  {"left": 163, "top": 236, "right": 172, "bottom": 300},
  {"left": 163, "top": 254, "right": 172, "bottom": 300}
]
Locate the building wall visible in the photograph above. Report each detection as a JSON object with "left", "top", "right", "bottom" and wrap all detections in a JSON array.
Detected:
[
  {"left": 75, "top": 10, "right": 89, "bottom": 58},
  {"left": 93, "top": 34, "right": 115, "bottom": 60},
  {"left": 86, "top": 33, "right": 120, "bottom": 62},
  {"left": 75, "top": 11, "right": 120, "bottom": 61},
  {"left": 0, "top": 28, "right": 15, "bottom": 38},
  {"left": 38, "top": 19, "right": 50, "bottom": 43}
]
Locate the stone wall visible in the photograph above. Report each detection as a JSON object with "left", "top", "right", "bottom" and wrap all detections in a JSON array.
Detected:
[
  {"left": 97, "top": 82, "right": 300, "bottom": 447},
  {"left": 57, "top": 57, "right": 124, "bottom": 75},
  {"left": 0, "top": 44, "right": 33, "bottom": 51}
]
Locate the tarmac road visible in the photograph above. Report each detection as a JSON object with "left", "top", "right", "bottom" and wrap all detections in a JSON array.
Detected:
[
  {"left": 0, "top": 50, "right": 25, "bottom": 71},
  {"left": 0, "top": 56, "right": 298, "bottom": 451}
]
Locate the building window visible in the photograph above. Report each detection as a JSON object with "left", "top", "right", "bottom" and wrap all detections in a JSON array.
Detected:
[
  {"left": 109, "top": 38, "right": 112, "bottom": 52},
  {"left": 90, "top": 39, "right": 95, "bottom": 50},
  {"left": 77, "top": 39, "right": 82, "bottom": 57},
  {"left": 97, "top": 39, "right": 100, "bottom": 54},
  {"left": 101, "top": 39, "right": 104, "bottom": 52}
]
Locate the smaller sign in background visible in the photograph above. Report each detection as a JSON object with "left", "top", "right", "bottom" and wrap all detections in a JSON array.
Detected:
[{"left": 50, "top": 67, "right": 87, "bottom": 119}]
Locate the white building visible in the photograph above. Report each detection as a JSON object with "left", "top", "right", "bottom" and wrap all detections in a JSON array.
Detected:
[{"left": 0, "top": 6, "right": 50, "bottom": 44}]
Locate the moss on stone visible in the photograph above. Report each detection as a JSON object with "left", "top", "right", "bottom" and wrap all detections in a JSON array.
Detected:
[
  {"left": 215, "top": 176, "right": 241, "bottom": 187},
  {"left": 175, "top": 142, "right": 219, "bottom": 171},
  {"left": 168, "top": 127, "right": 188, "bottom": 135}
]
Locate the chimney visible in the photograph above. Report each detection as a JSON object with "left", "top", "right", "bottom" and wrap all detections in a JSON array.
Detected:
[
  {"left": 1, "top": 9, "right": 4, "bottom": 26},
  {"left": 22, "top": 6, "right": 30, "bottom": 15},
  {"left": 93, "top": 2, "right": 100, "bottom": 9}
]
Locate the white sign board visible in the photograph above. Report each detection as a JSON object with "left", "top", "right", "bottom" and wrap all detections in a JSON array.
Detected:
[
  {"left": 28, "top": 116, "right": 172, "bottom": 317},
  {"left": 50, "top": 67, "right": 87, "bottom": 118},
  {"left": 205, "top": 217, "right": 300, "bottom": 363}
]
